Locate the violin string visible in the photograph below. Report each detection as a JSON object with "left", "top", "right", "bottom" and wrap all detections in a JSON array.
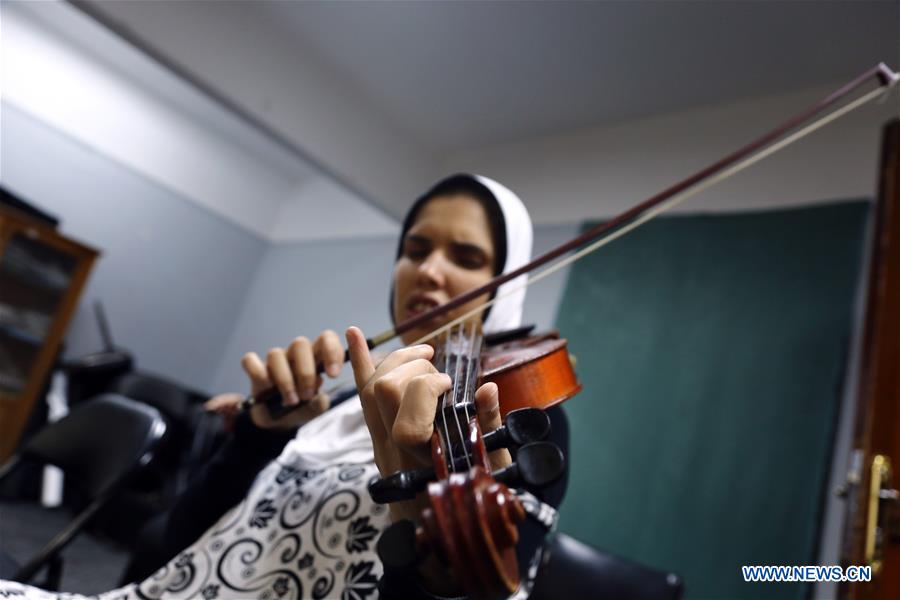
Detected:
[
  {"left": 457, "top": 320, "right": 477, "bottom": 470},
  {"left": 460, "top": 320, "right": 475, "bottom": 431},
  {"left": 439, "top": 324, "right": 455, "bottom": 474},
  {"left": 410, "top": 83, "right": 892, "bottom": 348},
  {"left": 468, "top": 324, "right": 484, "bottom": 467},
  {"left": 448, "top": 322, "right": 471, "bottom": 471}
]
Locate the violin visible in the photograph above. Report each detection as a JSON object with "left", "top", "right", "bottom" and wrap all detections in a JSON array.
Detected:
[{"left": 369, "top": 321, "right": 581, "bottom": 599}]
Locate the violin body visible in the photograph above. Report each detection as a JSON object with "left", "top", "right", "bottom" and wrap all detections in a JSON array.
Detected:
[{"left": 482, "top": 331, "right": 582, "bottom": 418}]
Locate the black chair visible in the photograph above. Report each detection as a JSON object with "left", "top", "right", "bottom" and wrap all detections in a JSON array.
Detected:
[
  {"left": 531, "top": 533, "right": 684, "bottom": 600},
  {"left": 107, "top": 371, "right": 221, "bottom": 498},
  {"left": 0, "top": 393, "right": 166, "bottom": 589}
]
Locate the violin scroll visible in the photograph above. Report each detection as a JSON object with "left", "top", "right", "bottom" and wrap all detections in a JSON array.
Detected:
[
  {"left": 376, "top": 467, "right": 526, "bottom": 597},
  {"left": 371, "top": 409, "right": 565, "bottom": 599}
]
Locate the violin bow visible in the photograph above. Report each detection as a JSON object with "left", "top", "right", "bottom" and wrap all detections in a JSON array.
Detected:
[{"left": 243, "top": 62, "right": 898, "bottom": 412}]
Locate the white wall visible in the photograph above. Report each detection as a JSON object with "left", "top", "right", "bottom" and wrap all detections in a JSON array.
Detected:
[
  {"left": 1, "top": 103, "right": 267, "bottom": 391},
  {"left": 80, "top": 0, "right": 441, "bottom": 220},
  {"left": 1, "top": 1, "right": 397, "bottom": 243},
  {"left": 273, "top": 178, "right": 399, "bottom": 243},
  {"left": 1, "top": 2, "right": 290, "bottom": 238},
  {"left": 445, "top": 83, "right": 899, "bottom": 222}
]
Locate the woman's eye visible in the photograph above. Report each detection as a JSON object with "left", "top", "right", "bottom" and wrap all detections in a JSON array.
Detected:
[
  {"left": 455, "top": 249, "right": 488, "bottom": 270},
  {"left": 403, "top": 241, "right": 429, "bottom": 259}
]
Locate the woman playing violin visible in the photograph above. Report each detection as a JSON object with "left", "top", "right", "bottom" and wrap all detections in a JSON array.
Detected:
[{"left": 3, "top": 174, "right": 568, "bottom": 600}]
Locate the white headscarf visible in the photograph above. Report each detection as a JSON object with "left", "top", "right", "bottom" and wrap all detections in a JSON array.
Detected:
[
  {"left": 474, "top": 174, "right": 533, "bottom": 333},
  {"left": 392, "top": 173, "right": 534, "bottom": 334}
]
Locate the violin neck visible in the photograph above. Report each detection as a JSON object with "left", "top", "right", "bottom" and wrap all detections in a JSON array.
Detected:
[
  {"left": 433, "top": 321, "right": 484, "bottom": 395},
  {"left": 433, "top": 321, "right": 484, "bottom": 470}
]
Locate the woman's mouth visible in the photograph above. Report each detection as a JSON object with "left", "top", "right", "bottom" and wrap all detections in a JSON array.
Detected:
[{"left": 405, "top": 296, "right": 440, "bottom": 320}]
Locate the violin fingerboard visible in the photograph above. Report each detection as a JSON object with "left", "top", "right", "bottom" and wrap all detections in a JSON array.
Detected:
[{"left": 433, "top": 321, "right": 484, "bottom": 472}]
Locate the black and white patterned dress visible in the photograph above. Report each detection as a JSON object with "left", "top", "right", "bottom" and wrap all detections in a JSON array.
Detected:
[{"left": 1, "top": 399, "right": 392, "bottom": 600}]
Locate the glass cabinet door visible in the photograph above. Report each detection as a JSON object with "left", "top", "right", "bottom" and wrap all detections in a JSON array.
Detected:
[{"left": 0, "top": 232, "right": 77, "bottom": 396}]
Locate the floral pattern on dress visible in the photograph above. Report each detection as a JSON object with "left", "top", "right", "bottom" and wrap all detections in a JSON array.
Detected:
[
  {"left": 0, "top": 462, "right": 391, "bottom": 600},
  {"left": 127, "top": 461, "right": 388, "bottom": 600},
  {"left": 249, "top": 498, "right": 278, "bottom": 528},
  {"left": 345, "top": 517, "right": 378, "bottom": 554},
  {"left": 341, "top": 562, "right": 378, "bottom": 600}
]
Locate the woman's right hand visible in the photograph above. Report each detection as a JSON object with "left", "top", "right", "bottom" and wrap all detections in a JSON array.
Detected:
[{"left": 240, "top": 330, "right": 344, "bottom": 429}]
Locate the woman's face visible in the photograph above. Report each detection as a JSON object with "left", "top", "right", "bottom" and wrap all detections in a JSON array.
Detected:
[{"left": 393, "top": 194, "right": 497, "bottom": 345}]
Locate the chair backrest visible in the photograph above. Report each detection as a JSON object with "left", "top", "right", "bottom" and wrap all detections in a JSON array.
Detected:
[
  {"left": 531, "top": 533, "right": 683, "bottom": 600},
  {"left": 107, "top": 372, "right": 205, "bottom": 422},
  {"left": 16, "top": 393, "right": 166, "bottom": 498}
]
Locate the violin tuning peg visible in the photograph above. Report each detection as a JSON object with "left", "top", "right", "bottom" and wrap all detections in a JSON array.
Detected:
[
  {"left": 515, "top": 441, "right": 565, "bottom": 487},
  {"left": 504, "top": 408, "right": 552, "bottom": 445},
  {"left": 368, "top": 467, "right": 435, "bottom": 504},
  {"left": 493, "top": 441, "right": 564, "bottom": 489},
  {"left": 483, "top": 407, "right": 551, "bottom": 452},
  {"left": 377, "top": 519, "right": 420, "bottom": 572}
]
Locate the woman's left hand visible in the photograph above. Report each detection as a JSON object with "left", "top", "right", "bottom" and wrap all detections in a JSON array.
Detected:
[
  {"left": 345, "top": 326, "right": 511, "bottom": 522},
  {"left": 347, "top": 325, "right": 512, "bottom": 595}
]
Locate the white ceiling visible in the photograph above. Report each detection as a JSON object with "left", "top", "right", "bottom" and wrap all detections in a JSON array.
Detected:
[
  {"left": 50, "top": 0, "right": 900, "bottom": 224},
  {"left": 263, "top": 0, "right": 900, "bottom": 153},
  {"left": 4, "top": 0, "right": 398, "bottom": 240}
]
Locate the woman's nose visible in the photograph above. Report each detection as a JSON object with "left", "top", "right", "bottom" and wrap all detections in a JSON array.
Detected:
[{"left": 416, "top": 252, "right": 446, "bottom": 289}]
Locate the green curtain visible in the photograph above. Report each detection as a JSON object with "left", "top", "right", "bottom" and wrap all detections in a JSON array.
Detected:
[{"left": 554, "top": 202, "right": 869, "bottom": 599}]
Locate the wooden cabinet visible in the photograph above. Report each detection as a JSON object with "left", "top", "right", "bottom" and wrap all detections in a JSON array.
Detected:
[{"left": 0, "top": 205, "right": 98, "bottom": 462}]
